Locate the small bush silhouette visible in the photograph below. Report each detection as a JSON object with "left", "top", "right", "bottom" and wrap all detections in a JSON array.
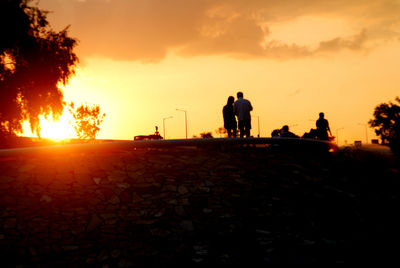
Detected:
[
  {"left": 69, "top": 102, "right": 106, "bottom": 140},
  {"left": 200, "top": 132, "right": 213, "bottom": 138},
  {"left": 369, "top": 97, "right": 400, "bottom": 154}
]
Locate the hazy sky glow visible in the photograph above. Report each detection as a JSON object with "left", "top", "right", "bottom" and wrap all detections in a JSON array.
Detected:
[{"left": 23, "top": 0, "right": 400, "bottom": 144}]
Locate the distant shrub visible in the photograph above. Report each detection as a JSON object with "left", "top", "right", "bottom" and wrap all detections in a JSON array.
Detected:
[{"left": 369, "top": 97, "right": 400, "bottom": 155}]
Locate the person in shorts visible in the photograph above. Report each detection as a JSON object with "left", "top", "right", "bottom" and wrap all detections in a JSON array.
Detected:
[{"left": 233, "top": 91, "right": 253, "bottom": 138}]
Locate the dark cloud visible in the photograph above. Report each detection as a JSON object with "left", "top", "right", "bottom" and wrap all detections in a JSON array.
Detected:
[
  {"left": 41, "top": 0, "right": 400, "bottom": 61},
  {"left": 316, "top": 30, "right": 367, "bottom": 52}
]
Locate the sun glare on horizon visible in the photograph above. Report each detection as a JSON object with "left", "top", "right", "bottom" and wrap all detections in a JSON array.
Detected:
[{"left": 22, "top": 110, "right": 77, "bottom": 141}]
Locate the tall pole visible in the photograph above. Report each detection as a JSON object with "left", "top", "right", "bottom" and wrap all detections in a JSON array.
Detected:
[
  {"left": 358, "top": 123, "right": 368, "bottom": 144},
  {"left": 176, "top": 109, "right": 187, "bottom": 139},
  {"left": 336, "top": 127, "right": 344, "bottom": 145},
  {"left": 253, "top": 115, "right": 260, "bottom": 137},
  {"left": 163, "top": 116, "right": 173, "bottom": 139}
]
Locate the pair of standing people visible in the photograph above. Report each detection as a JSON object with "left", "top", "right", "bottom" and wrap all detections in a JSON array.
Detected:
[{"left": 223, "top": 92, "right": 253, "bottom": 138}]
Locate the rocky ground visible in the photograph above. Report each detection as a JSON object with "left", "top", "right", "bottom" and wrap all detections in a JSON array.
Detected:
[{"left": 0, "top": 144, "right": 399, "bottom": 266}]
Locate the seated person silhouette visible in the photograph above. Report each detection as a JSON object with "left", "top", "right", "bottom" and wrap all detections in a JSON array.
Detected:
[
  {"left": 280, "top": 125, "right": 299, "bottom": 138},
  {"left": 271, "top": 129, "right": 280, "bottom": 137},
  {"left": 302, "top": 128, "right": 318, "bottom": 139}
]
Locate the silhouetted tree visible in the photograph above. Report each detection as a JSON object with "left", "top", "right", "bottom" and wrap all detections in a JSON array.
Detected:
[
  {"left": 0, "top": 0, "right": 78, "bottom": 138},
  {"left": 69, "top": 103, "right": 106, "bottom": 140},
  {"left": 369, "top": 97, "right": 400, "bottom": 153}
]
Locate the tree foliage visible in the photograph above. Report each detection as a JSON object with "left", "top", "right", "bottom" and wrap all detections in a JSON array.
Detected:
[
  {"left": 369, "top": 97, "right": 400, "bottom": 153},
  {"left": 69, "top": 103, "right": 106, "bottom": 140},
  {"left": 0, "top": 0, "right": 78, "bottom": 137},
  {"left": 215, "top": 127, "right": 227, "bottom": 137}
]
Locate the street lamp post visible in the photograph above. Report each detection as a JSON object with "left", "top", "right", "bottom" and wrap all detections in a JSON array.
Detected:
[
  {"left": 336, "top": 127, "right": 344, "bottom": 145},
  {"left": 163, "top": 116, "right": 173, "bottom": 139},
  {"left": 176, "top": 109, "right": 187, "bottom": 139},
  {"left": 253, "top": 115, "right": 260, "bottom": 137},
  {"left": 358, "top": 123, "right": 368, "bottom": 144}
]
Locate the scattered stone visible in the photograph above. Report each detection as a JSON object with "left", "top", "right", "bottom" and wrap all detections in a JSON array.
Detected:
[
  {"left": 193, "top": 245, "right": 208, "bottom": 256},
  {"left": 0, "top": 176, "right": 14, "bottom": 184},
  {"left": 178, "top": 185, "right": 189, "bottom": 195},
  {"left": 175, "top": 206, "right": 186, "bottom": 216},
  {"left": 4, "top": 218, "right": 17, "bottom": 229},
  {"left": 40, "top": 195, "right": 52, "bottom": 203},
  {"left": 154, "top": 210, "right": 164, "bottom": 217},
  {"left": 180, "top": 220, "right": 194, "bottom": 231},
  {"left": 110, "top": 249, "right": 121, "bottom": 258},
  {"left": 100, "top": 213, "right": 117, "bottom": 220},
  {"left": 118, "top": 258, "right": 133, "bottom": 267},
  {"left": 204, "top": 179, "right": 214, "bottom": 187},
  {"left": 18, "top": 164, "right": 35, "bottom": 172},
  {"left": 97, "top": 250, "right": 109, "bottom": 262},
  {"left": 162, "top": 185, "right": 177, "bottom": 192},
  {"left": 107, "top": 171, "right": 126, "bottom": 183},
  {"left": 63, "top": 245, "right": 79, "bottom": 251},
  {"left": 93, "top": 177, "right": 101, "bottom": 185},
  {"left": 198, "top": 187, "right": 210, "bottom": 193},
  {"left": 203, "top": 208, "right": 212, "bottom": 214},
  {"left": 117, "top": 182, "right": 130, "bottom": 189},
  {"left": 29, "top": 247, "right": 38, "bottom": 256},
  {"left": 86, "top": 258, "right": 96, "bottom": 265},
  {"left": 132, "top": 193, "right": 143, "bottom": 203},
  {"left": 168, "top": 199, "right": 178, "bottom": 205},
  {"left": 256, "top": 229, "right": 271, "bottom": 235},
  {"left": 109, "top": 195, "right": 120, "bottom": 205},
  {"left": 87, "top": 214, "right": 102, "bottom": 232}
]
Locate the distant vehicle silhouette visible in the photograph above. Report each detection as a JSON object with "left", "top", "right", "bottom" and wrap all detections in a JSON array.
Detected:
[{"left": 134, "top": 126, "right": 163, "bottom": 141}]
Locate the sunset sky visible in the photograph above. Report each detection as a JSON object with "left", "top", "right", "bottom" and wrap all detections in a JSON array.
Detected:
[{"left": 23, "top": 0, "right": 400, "bottom": 145}]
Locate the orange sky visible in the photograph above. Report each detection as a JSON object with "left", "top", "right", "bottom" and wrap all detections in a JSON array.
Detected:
[{"left": 23, "top": 0, "right": 400, "bottom": 145}]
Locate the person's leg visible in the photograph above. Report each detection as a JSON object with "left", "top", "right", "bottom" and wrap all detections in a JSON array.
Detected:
[
  {"left": 238, "top": 121, "right": 244, "bottom": 138},
  {"left": 227, "top": 128, "right": 232, "bottom": 138},
  {"left": 245, "top": 120, "right": 251, "bottom": 138}
]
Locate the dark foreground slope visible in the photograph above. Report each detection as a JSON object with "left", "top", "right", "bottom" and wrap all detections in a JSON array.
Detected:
[{"left": 0, "top": 145, "right": 399, "bottom": 266}]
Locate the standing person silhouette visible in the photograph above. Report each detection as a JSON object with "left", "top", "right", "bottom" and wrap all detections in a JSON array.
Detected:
[
  {"left": 233, "top": 91, "right": 253, "bottom": 138},
  {"left": 316, "top": 112, "right": 332, "bottom": 140},
  {"left": 222, "top": 96, "right": 237, "bottom": 138}
]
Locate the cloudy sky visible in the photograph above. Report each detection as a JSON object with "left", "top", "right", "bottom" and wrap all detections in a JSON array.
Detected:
[{"left": 29, "top": 0, "right": 400, "bottom": 143}]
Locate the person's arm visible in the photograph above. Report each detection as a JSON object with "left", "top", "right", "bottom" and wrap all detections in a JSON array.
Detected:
[
  {"left": 249, "top": 101, "right": 253, "bottom": 111},
  {"left": 327, "top": 121, "right": 332, "bottom": 136}
]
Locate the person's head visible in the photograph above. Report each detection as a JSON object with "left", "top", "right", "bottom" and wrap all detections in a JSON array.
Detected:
[
  {"left": 281, "top": 125, "right": 289, "bottom": 132},
  {"left": 237, "top": 92, "right": 243, "bottom": 99},
  {"left": 319, "top": 112, "right": 324, "bottom": 118},
  {"left": 227, "top": 96, "right": 235, "bottom": 105},
  {"left": 271, "top": 129, "right": 280, "bottom": 137}
]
